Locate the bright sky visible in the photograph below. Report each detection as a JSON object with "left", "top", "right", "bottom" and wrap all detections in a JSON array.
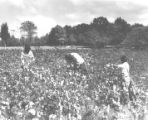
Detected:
[{"left": 0, "top": 0, "right": 148, "bottom": 38}]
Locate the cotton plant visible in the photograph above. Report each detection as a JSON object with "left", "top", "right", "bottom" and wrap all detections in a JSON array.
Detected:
[{"left": 0, "top": 49, "right": 147, "bottom": 120}]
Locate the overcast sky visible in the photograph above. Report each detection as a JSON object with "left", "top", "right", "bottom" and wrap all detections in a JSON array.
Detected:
[{"left": 0, "top": 0, "right": 148, "bottom": 37}]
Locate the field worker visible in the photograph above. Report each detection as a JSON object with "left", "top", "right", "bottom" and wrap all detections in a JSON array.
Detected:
[
  {"left": 65, "top": 52, "right": 86, "bottom": 72},
  {"left": 116, "top": 55, "right": 136, "bottom": 101},
  {"left": 117, "top": 55, "right": 130, "bottom": 88},
  {"left": 21, "top": 44, "right": 35, "bottom": 69}
]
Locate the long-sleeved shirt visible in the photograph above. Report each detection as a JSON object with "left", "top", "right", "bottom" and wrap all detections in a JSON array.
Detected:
[
  {"left": 117, "top": 62, "right": 130, "bottom": 85},
  {"left": 21, "top": 50, "right": 35, "bottom": 68},
  {"left": 118, "top": 62, "right": 130, "bottom": 78}
]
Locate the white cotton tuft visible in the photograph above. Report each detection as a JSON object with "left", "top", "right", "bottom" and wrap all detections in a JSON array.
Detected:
[{"left": 28, "top": 109, "right": 36, "bottom": 115}]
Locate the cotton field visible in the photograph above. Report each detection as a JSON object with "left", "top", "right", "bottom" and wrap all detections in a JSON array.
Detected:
[{"left": 0, "top": 48, "right": 147, "bottom": 120}]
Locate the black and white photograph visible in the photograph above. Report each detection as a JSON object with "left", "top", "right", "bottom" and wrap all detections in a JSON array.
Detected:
[{"left": 0, "top": 0, "right": 148, "bottom": 119}]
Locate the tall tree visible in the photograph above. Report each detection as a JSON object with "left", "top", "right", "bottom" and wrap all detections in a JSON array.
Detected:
[
  {"left": 131, "top": 23, "right": 144, "bottom": 29},
  {"left": 114, "top": 17, "right": 131, "bottom": 33},
  {"left": 1, "top": 23, "right": 10, "bottom": 46},
  {"left": 74, "top": 23, "right": 89, "bottom": 34},
  {"left": 20, "top": 21, "right": 37, "bottom": 45},
  {"left": 92, "top": 16, "right": 109, "bottom": 25},
  {"left": 113, "top": 17, "right": 131, "bottom": 44},
  {"left": 122, "top": 27, "right": 148, "bottom": 48},
  {"left": 92, "top": 16, "right": 109, "bottom": 32},
  {"left": 48, "top": 25, "right": 67, "bottom": 45},
  {"left": 64, "top": 25, "right": 73, "bottom": 34}
]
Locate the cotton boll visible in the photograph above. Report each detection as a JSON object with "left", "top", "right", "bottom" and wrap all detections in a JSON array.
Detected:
[
  {"left": 32, "top": 118, "right": 39, "bottom": 120},
  {"left": 49, "top": 114, "right": 57, "bottom": 119},
  {"left": 29, "top": 101, "right": 34, "bottom": 107},
  {"left": 28, "top": 109, "right": 36, "bottom": 116}
]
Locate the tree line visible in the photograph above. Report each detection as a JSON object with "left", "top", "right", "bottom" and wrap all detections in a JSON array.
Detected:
[
  {"left": 0, "top": 17, "right": 148, "bottom": 48},
  {"left": 0, "top": 21, "right": 37, "bottom": 46}
]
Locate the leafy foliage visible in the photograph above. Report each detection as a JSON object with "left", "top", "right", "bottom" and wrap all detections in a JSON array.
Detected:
[
  {"left": 0, "top": 23, "right": 10, "bottom": 46},
  {"left": 1, "top": 16, "right": 148, "bottom": 48},
  {"left": 0, "top": 48, "right": 147, "bottom": 120},
  {"left": 48, "top": 25, "right": 67, "bottom": 45},
  {"left": 20, "top": 21, "right": 37, "bottom": 45},
  {"left": 123, "top": 27, "right": 148, "bottom": 49},
  {"left": 46, "top": 16, "right": 132, "bottom": 47}
]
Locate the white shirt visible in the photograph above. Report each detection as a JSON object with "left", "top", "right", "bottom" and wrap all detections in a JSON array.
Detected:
[
  {"left": 117, "top": 62, "right": 130, "bottom": 78},
  {"left": 21, "top": 51, "right": 35, "bottom": 67},
  {"left": 70, "top": 53, "right": 84, "bottom": 65}
]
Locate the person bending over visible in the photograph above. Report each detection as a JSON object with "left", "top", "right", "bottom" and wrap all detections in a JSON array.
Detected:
[{"left": 65, "top": 52, "right": 87, "bottom": 73}]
